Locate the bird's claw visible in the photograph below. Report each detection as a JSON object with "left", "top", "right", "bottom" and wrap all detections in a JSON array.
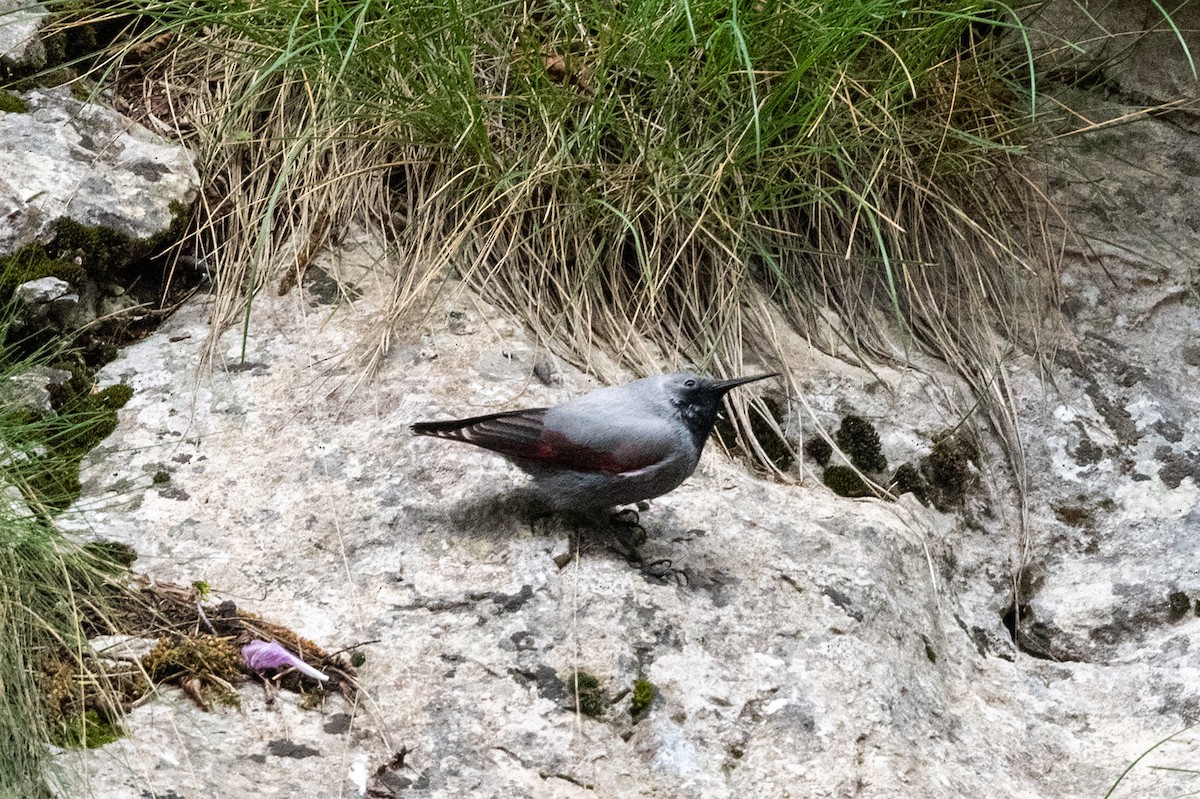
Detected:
[
  {"left": 640, "top": 558, "right": 688, "bottom": 586},
  {"left": 609, "top": 509, "right": 648, "bottom": 549},
  {"left": 610, "top": 508, "right": 641, "bottom": 526}
]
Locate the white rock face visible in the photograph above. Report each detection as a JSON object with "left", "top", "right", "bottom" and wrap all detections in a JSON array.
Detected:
[
  {"left": 0, "top": 363, "right": 70, "bottom": 415},
  {"left": 58, "top": 229, "right": 1199, "bottom": 797},
  {"left": 998, "top": 106, "right": 1200, "bottom": 671},
  {"left": 14, "top": 274, "right": 72, "bottom": 303},
  {"left": 0, "top": 0, "right": 47, "bottom": 70},
  {"left": 0, "top": 87, "right": 199, "bottom": 256}
]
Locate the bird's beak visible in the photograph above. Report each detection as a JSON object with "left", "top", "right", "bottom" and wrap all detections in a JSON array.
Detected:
[{"left": 711, "top": 373, "right": 780, "bottom": 393}]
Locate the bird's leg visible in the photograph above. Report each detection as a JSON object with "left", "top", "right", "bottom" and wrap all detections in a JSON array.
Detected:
[
  {"left": 608, "top": 508, "right": 648, "bottom": 549},
  {"left": 605, "top": 508, "right": 688, "bottom": 584},
  {"left": 528, "top": 508, "right": 557, "bottom": 538},
  {"left": 600, "top": 508, "right": 654, "bottom": 570}
]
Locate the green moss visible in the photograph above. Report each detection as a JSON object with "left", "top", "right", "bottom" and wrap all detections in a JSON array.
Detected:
[
  {"left": 835, "top": 414, "right": 887, "bottom": 473},
  {"left": 565, "top": 670, "right": 607, "bottom": 718},
  {"left": 712, "top": 396, "right": 793, "bottom": 470},
  {"left": 82, "top": 540, "right": 138, "bottom": 572},
  {"left": 52, "top": 709, "right": 122, "bottom": 749},
  {"left": 803, "top": 436, "right": 832, "bottom": 466},
  {"left": 1, "top": 205, "right": 192, "bottom": 307},
  {"left": 96, "top": 383, "right": 134, "bottom": 409},
  {"left": 52, "top": 218, "right": 150, "bottom": 276},
  {"left": 142, "top": 633, "right": 243, "bottom": 710},
  {"left": 890, "top": 462, "right": 928, "bottom": 504},
  {"left": 143, "top": 634, "right": 243, "bottom": 683},
  {"left": 0, "top": 241, "right": 87, "bottom": 302},
  {"left": 192, "top": 580, "right": 211, "bottom": 597},
  {"left": 0, "top": 91, "right": 28, "bottom": 113},
  {"left": 921, "top": 431, "right": 978, "bottom": 511},
  {"left": 3, "top": 68, "right": 77, "bottom": 92},
  {"left": 822, "top": 464, "right": 872, "bottom": 498},
  {"left": 630, "top": 678, "right": 655, "bottom": 717},
  {"left": 21, "top": 378, "right": 133, "bottom": 510}
]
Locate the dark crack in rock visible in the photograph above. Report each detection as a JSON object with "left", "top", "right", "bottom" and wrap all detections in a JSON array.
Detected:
[{"left": 267, "top": 739, "right": 321, "bottom": 759}]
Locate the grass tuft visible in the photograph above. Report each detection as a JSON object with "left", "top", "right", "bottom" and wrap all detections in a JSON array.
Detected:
[
  {"left": 69, "top": 1, "right": 1050, "bottom": 381},
  {"left": 33, "top": 0, "right": 1190, "bottom": 489}
]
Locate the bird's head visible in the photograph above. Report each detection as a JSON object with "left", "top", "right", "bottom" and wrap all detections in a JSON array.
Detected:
[{"left": 661, "top": 372, "right": 779, "bottom": 446}]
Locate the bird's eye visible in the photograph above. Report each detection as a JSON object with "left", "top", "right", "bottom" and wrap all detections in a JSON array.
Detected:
[{"left": 684, "top": 379, "right": 697, "bottom": 388}]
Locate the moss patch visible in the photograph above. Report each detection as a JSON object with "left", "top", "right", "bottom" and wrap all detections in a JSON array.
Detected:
[
  {"left": 803, "top": 436, "right": 832, "bottom": 466},
  {"left": 143, "top": 634, "right": 244, "bottom": 682},
  {"left": 0, "top": 241, "right": 87, "bottom": 301},
  {"left": 51, "top": 217, "right": 154, "bottom": 277},
  {"left": 565, "top": 670, "right": 607, "bottom": 717},
  {"left": 922, "top": 431, "right": 978, "bottom": 511},
  {"left": 630, "top": 678, "right": 655, "bottom": 717},
  {"left": 17, "top": 371, "right": 134, "bottom": 510},
  {"left": 39, "top": 653, "right": 145, "bottom": 750},
  {"left": 835, "top": 415, "right": 887, "bottom": 473},
  {"left": 890, "top": 462, "right": 929, "bottom": 504},
  {"left": 143, "top": 634, "right": 243, "bottom": 710},
  {"left": 0, "top": 91, "right": 28, "bottom": 113},
  {"left": 2, "top": 199, "right": 198, "bottom": 363},
  {"left": 822, "top": 464, "right": 872, "bottom": 498},
  {"left": 52, "top": 709, "right": 123, "bottom": 749}
]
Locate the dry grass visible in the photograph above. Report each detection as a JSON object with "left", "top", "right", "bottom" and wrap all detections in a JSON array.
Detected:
[{"left": 79, "top": 2, "right": 1067, "bottom": 475}]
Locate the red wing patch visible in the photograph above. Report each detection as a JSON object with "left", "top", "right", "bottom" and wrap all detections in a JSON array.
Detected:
[
  {"left": 413, "top": 410, "right": 660, "bottom": 474},
  {"left": 533, "top": 431, "right": 661, "bottom": 474}
]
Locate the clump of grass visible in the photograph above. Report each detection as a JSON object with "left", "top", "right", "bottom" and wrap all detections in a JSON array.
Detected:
[
  {"left": 0, "top": 314, "right": 144, "bottom": 794},
  {"left": 48, "top": 0, "right": 1188, "bottom": 494},
  {"left": 0, "top": 499, "right": 134, "bottom": 795},
  {"left": 65, "top": 1, "right": 1050, "bottom": 409}
]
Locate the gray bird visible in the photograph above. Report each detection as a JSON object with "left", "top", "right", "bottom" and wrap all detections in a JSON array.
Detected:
[{"left": 411, "top": 372, "right": 778, "bottom": 511}]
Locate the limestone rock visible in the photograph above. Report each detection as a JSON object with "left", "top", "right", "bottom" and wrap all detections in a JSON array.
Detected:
[
  {"left": 1005, "top": 108, "right": 1200, "bottom": 667},
  {"left": 0, "top": 0, "right": 48, "bottom": 71},
  {"left": 0, "top": 87, "right": 199, "bottom": 257},
  {"left": 1032, "top": 0, "right": 1200, "bottom": 107},
  {"left": 59, "top": 240, "right": 1198, "bottom": 798},
  {"left": 13, "top": 274, "right": 78, "bottom": 330},
  {"left": 0, "top": 363, "right": 71, "bottom": 415}
]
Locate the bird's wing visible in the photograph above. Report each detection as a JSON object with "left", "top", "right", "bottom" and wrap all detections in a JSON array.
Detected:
[
  {"left": 540, "top": 402, "right": 681, "bottom": 474},
  {"left": 411, "top": 408, "right": 551, "bottom": 460},
  {"left": 412, "top": 406, "right": 673, "bottom": 474}
]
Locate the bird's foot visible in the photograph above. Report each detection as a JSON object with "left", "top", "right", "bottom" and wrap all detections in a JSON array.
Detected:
[
  {"left": 609, "top": 509, "right": 648, "bottom": 549},
  {"left": 610, "top": 507, "right": 640, "bottom": 526},
  {"left": 637, "top": 558, "right": 688, "bottom": 586}
]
